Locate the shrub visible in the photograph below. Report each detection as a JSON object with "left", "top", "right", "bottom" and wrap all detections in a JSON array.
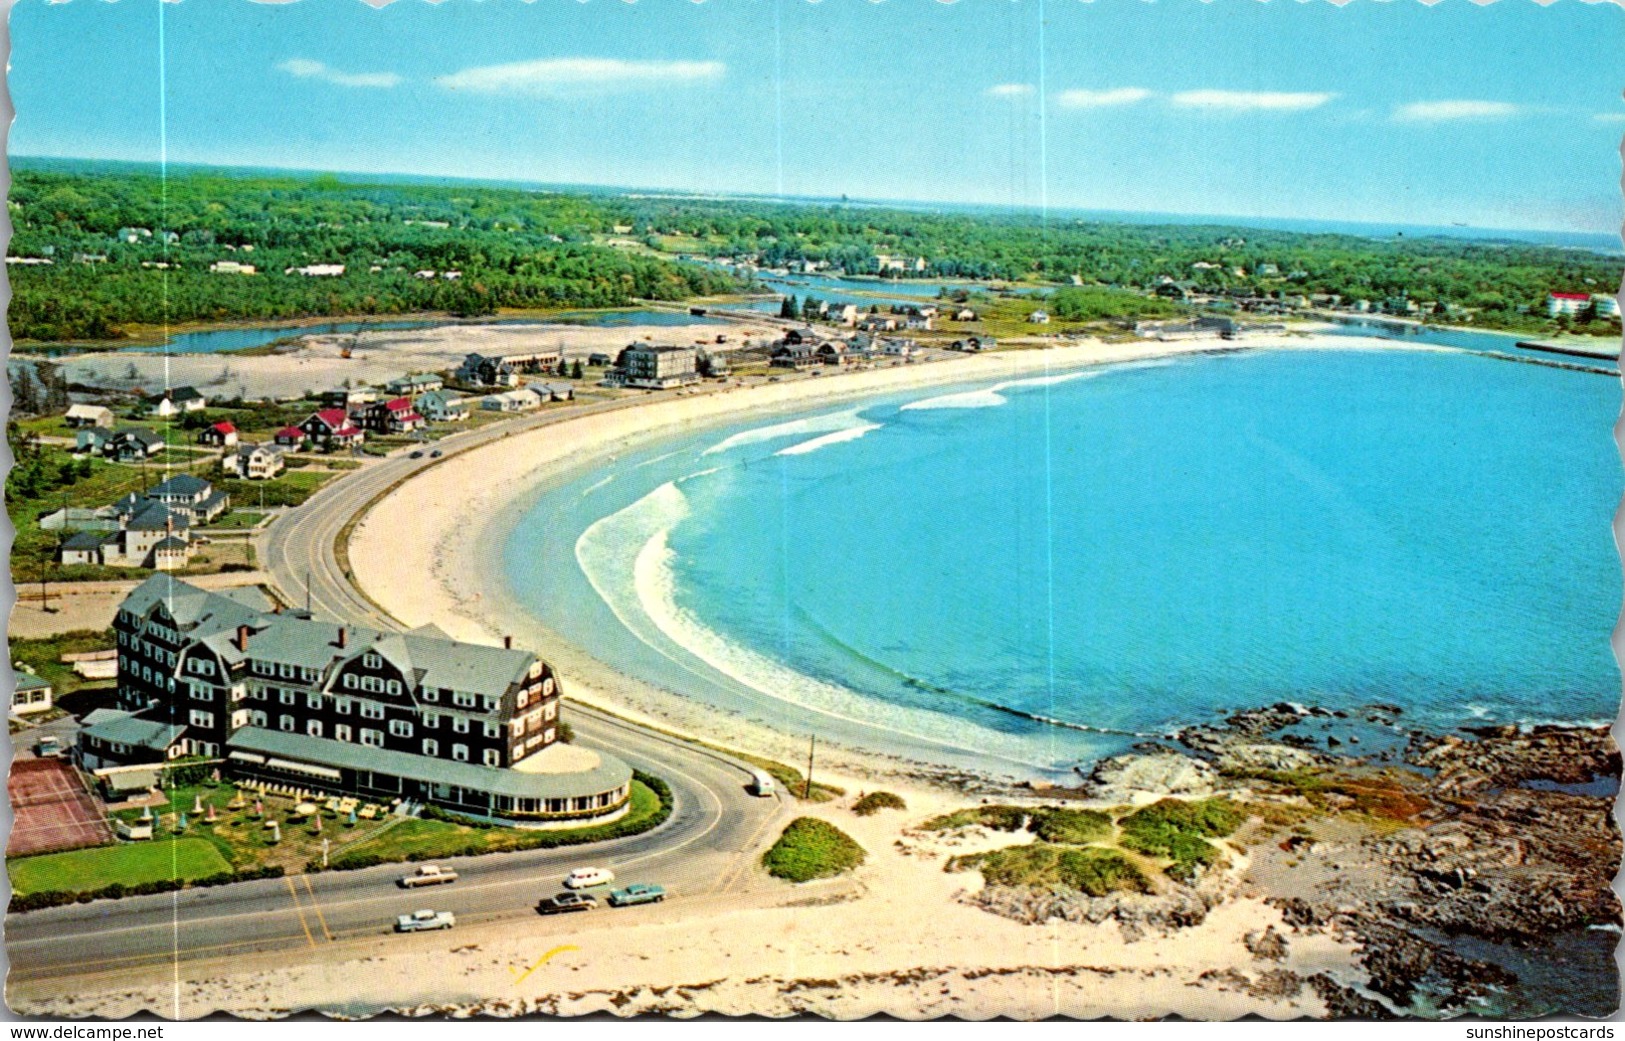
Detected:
[
  {"left": 1118, "top": 798, "right": 1244, "bottom": 883},
  {"left": 1028, "top": 808, "right": 1112, "bottom": 845},
  {"left": 921, "top": 805, "right": 1030, "bottom": 833},
  {"left": 762, "top": 817, "right": 866, "bottom": 883},
  {"left": 851, "top": 791, "right": 907, "bottom": 817},
  {"left": 950, "top": 843, "right": 1150, "bottom": 897}
]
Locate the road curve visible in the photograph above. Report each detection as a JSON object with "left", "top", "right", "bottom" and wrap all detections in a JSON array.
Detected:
[{"left": 9, "top": 395, "right": 793, "bottom": 986}]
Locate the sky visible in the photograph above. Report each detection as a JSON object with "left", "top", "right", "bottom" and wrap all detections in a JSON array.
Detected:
[{"left": 8, "top": 0, "right": 1625, "bottom": 236}]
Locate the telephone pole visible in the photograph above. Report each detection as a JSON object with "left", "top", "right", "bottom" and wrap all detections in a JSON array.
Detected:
[{"left": 804, "top": 735, "right": 816, "bottom": 800}]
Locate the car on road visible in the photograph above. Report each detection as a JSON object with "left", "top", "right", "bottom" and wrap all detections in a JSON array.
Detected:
[
  {"left": 430, "top": 449, "right": 442, "bottom": 458},
  {"left": 536, "top": 892, "right": 598, "bottom": 915},
  {"left": 395, "top": 909, "right": 456, "bottom": 932},
  {"left": 398, "top": 864, "right": 458, "bottom": 888},
  {"left": 33, "top": 735, "right": 63, "bottom": 759},
  {"left": 607, "top": 883, "right": 666, "bottom": 908},
  {"left": 747, "top": 771, "right": 776, "bottom": 797},
  {"left": 563, "top": 867, "right": 615, "bottom": 890},
  {"left": 409, "top": 450, "right": 424, "bottom": 459}
]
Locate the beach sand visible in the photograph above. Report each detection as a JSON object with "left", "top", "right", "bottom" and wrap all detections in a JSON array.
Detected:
[
  {"left": 11, "top": 788, "right": 1361, "bottom": 1020},
  {"left": 348, "top": 330, "right": 1439, "bottom": 779}
]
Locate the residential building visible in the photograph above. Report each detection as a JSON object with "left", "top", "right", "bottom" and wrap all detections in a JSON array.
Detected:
[
  {"left": 65, "top": 403, "right": 114, "bottom": 429},
  {"left": 1027, "top": 310, "right": 1051, "bottom": 324},
  {"left": 78, "top": 708, "right": 188, "bottom": 770},
  {"left": 617, "top": 344, "right": 699, "bottom": 389},
  {"left": 147, "top": 387, "right": 208, "bottom": 418},
  {"left": 385, "top": 373, "right": 445, "bottom": 397},
  {"left": 954, "top": 308, "right": 978, "bottom": 321},
  {"left": 1592, "top": 295, "right": 1620, "bottom": 319},
  {"left": 148, "top": 474, "right": 231, "bottom": 524},
  {"left": 12, "top": 671, "right": 53, "bottom": 716},
  {"left": 62, "top": 499, "right": 193, "bottom": 569},
  {"left": 456, "top": 350, "right": 563, "bottom": 388},
  {"left": 536, "top": 382, "right": 575, "bottom": 403},
  {"left": 481, "top": 389, "right": 539, "bottom": 413},
  {"left": 224, "top": 443, "right": 288, "bottom": 481},
  {"left": 210, "top": 261, "right": 257, "bottom": 275},
  {"left": 97, "top": 576, "right": 631, "bottom": 823},
  {"left": 104, "top": 428, "right": 165, "bottom": 462},
  {"left": 75, "top": 429, "right": 111, "bottom": 456},
  {"left": 416, "top": 390, "right": 471, "bottom": 423},
  {"left": 274, "top": 426, "right": 308, "bottom": 450},
  {"left": 299, "top": 409, "right": 366, "bottom": 451},
  {"left": 321, "top": 388, "right": 378, "bottom": 411},
  {"left": 284, "top": 264, "right": 346, "bottom": 277},
  {"left": 587, "top": 353, "right": 615, "bottom": 368},
  {"left": 355, "top": 397, "right": 426, "bottom": 435},
  {"left": 770, "top": 343, "right": 820, "bottom": 370},
  {"left": 198, "top": 421, "right": 238, "bottom": 448}
]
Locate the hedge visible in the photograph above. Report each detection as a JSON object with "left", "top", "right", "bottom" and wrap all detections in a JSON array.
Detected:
[{"left": 8, "top": 864, "right": 285, "bottom": 913}]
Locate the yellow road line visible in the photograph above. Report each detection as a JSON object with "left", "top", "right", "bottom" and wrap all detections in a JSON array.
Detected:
[
  {"left": 283, "top": 876, "right": 318, "bottom": 948},
  {"left": 511, "top": 944, "right": 579, "bottom": 987},
  {"left": 300, "top": 874, "right": 335, "bottom": 941}
]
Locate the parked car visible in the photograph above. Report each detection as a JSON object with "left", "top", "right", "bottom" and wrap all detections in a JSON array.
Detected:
[
  {"left": 430, "top": 449, "right": 442, "bottom": 458},
  {"left": 33, "top": 735, "right": 63, "bottom": 759},
  {"left": 747, "top": 771, "right": 776, "bottom": 798},
  {"left": 398, "top": 864, "right": 458, "bottom": 888},
  {"left": 607, "top": 883, "right": 666, "bottom": 908},
  {"left": 395, "top": 909, "right": 456, "bottom": 932},
  {"left": 536, "top": 892, "right": 598, "bottom": 915},
  {"left": 563, "top": 867, "right": 615, "bottom": 890}
]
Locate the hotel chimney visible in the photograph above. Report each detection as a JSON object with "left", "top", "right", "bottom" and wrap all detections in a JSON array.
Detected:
[
  {"left": 337, "top": 626, "right": 348, "bottom": 650},
  {"left": 504, "top": 635, "right": 513, "bottom": 649},
  {"left": 236, "top": 624, "right": 251, "bottom": 652}
]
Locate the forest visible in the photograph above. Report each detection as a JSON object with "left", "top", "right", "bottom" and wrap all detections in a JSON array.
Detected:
[{"left": 8, "top": 162, "right": 1621, "bottom": 342}]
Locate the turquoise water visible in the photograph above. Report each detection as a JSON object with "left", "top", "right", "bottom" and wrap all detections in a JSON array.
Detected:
[{"left": 505, "top": 347, "right": 1621, "bottom": 772}]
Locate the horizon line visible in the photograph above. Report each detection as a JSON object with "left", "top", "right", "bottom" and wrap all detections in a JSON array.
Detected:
[{"left": 12, "top": 152, "right": 1622, "bottom": 248}]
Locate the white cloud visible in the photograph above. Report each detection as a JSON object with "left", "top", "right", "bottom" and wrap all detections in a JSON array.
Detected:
[
  {"left": 986, "top": 83, "right": 1035, "bottom": 99},
  {"left": 277, "top": 58, "right": 402, "bottom": 89},
  {"left": 1170, "top": 89, "right": 1335, "bottom": 112},
  {"left": 434, "top": 57, "right": 725, "bottom": 95},
  {"left": 1393, "top": 99, "right": 1522, "bottom": 122},
  {"left": 1055, "top": 87, "right": 1153, "bottom": 109}
]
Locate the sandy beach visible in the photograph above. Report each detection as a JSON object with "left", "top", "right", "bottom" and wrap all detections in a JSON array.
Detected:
[
  {"left": 348, "top": 329, "right": 1443, "bottom": 779},
  {"left": 9, "top": 785, "right": 1360, "bottom": 1020}
]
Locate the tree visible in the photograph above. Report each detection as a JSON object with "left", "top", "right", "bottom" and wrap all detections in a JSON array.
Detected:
[
  {"left": 779, "top": 294, "right": 799, "bottom": 320},
  {"left": 570, "top": 360, "right": 584, "bottom": 379}
]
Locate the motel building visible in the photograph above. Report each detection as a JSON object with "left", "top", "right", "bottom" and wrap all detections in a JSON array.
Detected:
[{"left": 87, "top": 575, "right": 633, "bottom": 825}]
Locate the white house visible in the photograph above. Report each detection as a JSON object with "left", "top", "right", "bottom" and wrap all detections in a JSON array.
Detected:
[
  {"left": 224, "top": 443, "right": 288, "bottom": 481},
  {"left": 210, "top": 261, "right": 257, "bottom": 275},
  {"left": 285, "top": 264, "right": 346, "bottom": 277},
  {"left": 481, "top": 389, "right": 540, "bottom": 413},
  {"left": 1547, "top": 292, "right": 1591, "bottom": 317},
  {"left": 1592, "top": 295, "right": 1620, "bottom": 319},
  {"left": 65, "top": 403, "right": 114, "bottom": 429},
  {"left": 1027, "top": 310, "right": 1051, "bottom": 325}
]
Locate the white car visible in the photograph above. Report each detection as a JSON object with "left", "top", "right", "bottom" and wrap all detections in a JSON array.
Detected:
[{"left": 563, "top": 867, "right": 615, "bottom": 890}]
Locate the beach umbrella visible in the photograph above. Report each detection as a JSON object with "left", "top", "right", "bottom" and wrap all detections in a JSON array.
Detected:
[
  {"left": 348, "top": 808, "right": 357, "bottom": 826},
  {"left": 254, "top": 799, "right": 264, "bottom": 817},
  {"left": 177, "top": 812, "right": 187, "bottom": 831},
  {"left": 193, "top": 794, "right": 204, "bottom": 814},
  {"left": 212, "top": 768, "right": 221, "bottom": 783},
  {"left": 269, "top": 821, "right": 281, "bottom": 843},
  {"left": 140, "top": 805, "right": 153, "bottom": 822},
  {"left": 206, "top": 804, "right": 217, "bottom": 823},
  {"left": 313, "top": 814, "right": 322, "bottom": 834}
]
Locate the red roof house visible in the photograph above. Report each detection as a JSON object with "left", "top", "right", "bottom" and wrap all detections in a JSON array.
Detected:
[{"left": 197, "top": 420, "right": 238, "bottom": 448}]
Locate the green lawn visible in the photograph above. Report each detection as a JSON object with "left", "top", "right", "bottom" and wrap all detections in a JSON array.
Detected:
[
  {"left": 9, "top": 838, "right": 230, "bottom": 896},
  {"left": 212, "top": 510, "right": 268, "bottom": 530},
  {"left": 8, "top": 629, "right": 116, "bottom": 702}
]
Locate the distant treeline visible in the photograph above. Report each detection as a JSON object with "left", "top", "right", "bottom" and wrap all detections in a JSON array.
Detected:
[
  {"left": 8, "top": 163, "right": 1621, "bottom": 341},
  {"left": 7, "top": 167, "right": 736, "bottom": 341}
]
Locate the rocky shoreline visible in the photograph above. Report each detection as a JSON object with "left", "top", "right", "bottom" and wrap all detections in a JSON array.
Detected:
[{"left": 1075, "top": 702, "right": 1622, "bottom": 1018}]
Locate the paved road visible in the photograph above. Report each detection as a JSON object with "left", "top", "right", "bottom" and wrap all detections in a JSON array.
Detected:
[{"left": 9, "top": 395, "right": 794, "bottom": 985}]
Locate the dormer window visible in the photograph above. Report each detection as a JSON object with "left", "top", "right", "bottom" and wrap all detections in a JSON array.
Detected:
[{"left": 363, "top": 653, "right": 382, "bottom": 670}]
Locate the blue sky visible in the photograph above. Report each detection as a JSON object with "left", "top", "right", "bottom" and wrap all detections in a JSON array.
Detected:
[{"left": 10, "top": 0, "right": 1624, "bottom": 234}]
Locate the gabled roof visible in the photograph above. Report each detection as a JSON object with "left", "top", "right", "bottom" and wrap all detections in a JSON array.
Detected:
[
  {"left": 150, "top": 474, "right": 212, "bottom": 498},
  {"left": 65, "top": 403, "right": 112, "bottom": 419},
  {"left": 170, "top": 386, "right": 206, "bottom": 402},
  {"left": 63, "top": 531, "right": 112, "bottom": 551},
  {"left": 153, "top": 536, "right": 190, "bottom": 552},
  {"left": 310, "top": 408, "right": 350, "bottom": 428},
  {"left": 210, "top": 421, "right": 237, "bottom": 434},
  {"left": 276, "top": 425, "right": 305, "bottom": 439},
  {"left": 1550, "top": 292, "right": 1592, "bottom": 300},
  {"left": 14, "top": 670, "right": 51, "bottom": 692},
  {"left": 112, "top": 427, "right": 164, "bottom": 445},
  {"left": 127, "top": 502, "right": 192, "bottom": 532}
]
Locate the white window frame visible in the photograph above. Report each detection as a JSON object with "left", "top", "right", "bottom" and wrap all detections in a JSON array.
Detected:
[
  {"left": 422, "top": 738, "right": 439, "bottom": 757},
  {"left": 452, "top": 744, "right": 469, "bottom": 762}
]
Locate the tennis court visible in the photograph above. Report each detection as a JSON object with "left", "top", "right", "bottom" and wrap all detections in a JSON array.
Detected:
[{"left": 8, "top": 758, "right": 114, "bottom": 856}]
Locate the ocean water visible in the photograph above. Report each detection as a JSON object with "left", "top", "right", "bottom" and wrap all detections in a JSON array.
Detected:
[{"left": 505, "top": 347, "right": 1622, "bottom": 774}]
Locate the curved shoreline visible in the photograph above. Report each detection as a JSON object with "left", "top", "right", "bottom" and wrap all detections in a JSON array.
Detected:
[{"left": 349, "top": 332, "right": 1448, "bottom": 783}]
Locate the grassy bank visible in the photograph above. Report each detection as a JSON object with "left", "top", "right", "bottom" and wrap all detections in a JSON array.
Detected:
[
  {"left": 9, "top": 838, "right": 230, "bottom": 897},
  {"left": 762, "top": 817, "right": 865, "bottom": 883}
]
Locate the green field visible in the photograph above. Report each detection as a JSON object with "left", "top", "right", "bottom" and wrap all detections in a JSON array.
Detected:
[
  {"left": 761, "top": 817, "right": 866, "bottom": 883},
  {"left": 9, "top": 838, "right": 230, "bottom": 896}
]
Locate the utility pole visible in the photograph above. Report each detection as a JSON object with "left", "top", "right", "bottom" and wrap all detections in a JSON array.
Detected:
[
  {"left": 804, "top": 735, "right": 816, "bottom": 800},
  {"left": 305, "top": 569, "right": 312, "bottom": 615}
]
